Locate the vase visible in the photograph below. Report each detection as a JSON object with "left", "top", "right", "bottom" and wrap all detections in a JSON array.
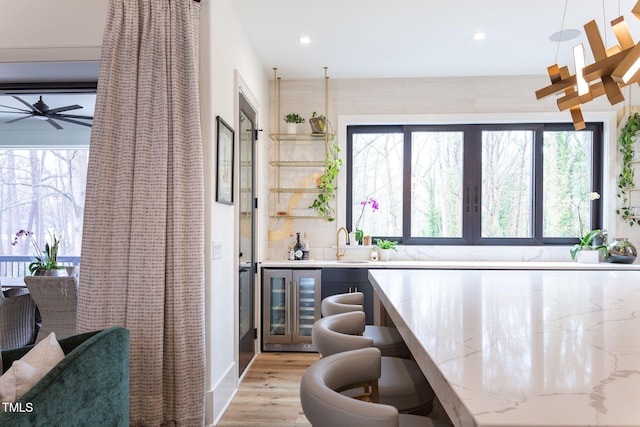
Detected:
[
  {"left": 285, "top": 122, "right": 298, "bottom": 134},
  {"left": 309, "top": 116, "right": 327, "bottom": 134},
  {"left": 378, "top": 248, "right": 391, "bottom": 261},
  {"left": 576, "top": 249, "right": 600, "bottom": 264},
  {"left": 349, "top": 231, "right": 358, "bottom": 245},
  {"left": 607, "top": 237, "right": 637, "bottom": 264},
  {"left": 34, "top": 267, "right": 68, "bottom": 277}
]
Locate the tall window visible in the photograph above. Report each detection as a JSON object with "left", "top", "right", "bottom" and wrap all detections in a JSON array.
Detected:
[
  {"left": 0, "top": 92, "right": 94, "bottom": 257},
  {"left": 347, "top": 123, "right": 603, "bottom": 245}
]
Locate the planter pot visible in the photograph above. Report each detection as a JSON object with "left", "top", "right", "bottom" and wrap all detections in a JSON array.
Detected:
[
  {"left": 607, "top": 238, "right": 637, "bottom": 264},
  {"left": 378, "top": 248, "right": 391, "bottom": 261},
  {"left": 576, "top": 250, "right": 600, "bottom": 264},
  {"left": 34, "top": 267, "right": 68, "bottom": 277},
  {"left": 349, "top": 232, "right": 358, "bottom": 245},
  {"left": 285, "top": 122, "right": 300, "bottom": 134},
  {"left": 309, "top": 116, "right": 327, "bottom": 134}
]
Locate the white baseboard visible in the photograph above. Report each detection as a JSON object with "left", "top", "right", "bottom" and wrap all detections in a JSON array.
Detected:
[{"left": 206, "top": 362, "right": 238, "bottom": 426}]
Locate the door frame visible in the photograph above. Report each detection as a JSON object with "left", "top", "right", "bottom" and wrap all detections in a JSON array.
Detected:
[{"left": 235, "top": 72, "right": 262, "bottom": 378}]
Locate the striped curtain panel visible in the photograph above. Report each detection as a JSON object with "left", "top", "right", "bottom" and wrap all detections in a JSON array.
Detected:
[{"left": 77, "top": 0, "right": 204, "bottom": 425}]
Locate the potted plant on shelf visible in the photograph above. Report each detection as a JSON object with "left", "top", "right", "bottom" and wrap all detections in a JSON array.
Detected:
[
  {"left": 375, "top": 239, "right": 398, "bottom": 262},
  {"left": 283, "top": 113, "right": 305, "bottom": 134},
  {"left": 12, "top": 229, "right": 67, "bottom": 276},
  {"left": 309, "top": 133, "right": 342, "bottom": 221},
  {"left": 309, "top": 111, "right": 327, "bottom": 134}
]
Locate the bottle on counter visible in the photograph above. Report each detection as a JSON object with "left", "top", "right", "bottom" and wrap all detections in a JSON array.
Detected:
[
  {"left": 294, "top": 232, "right": 304, "bottom": 261},
  {"left": 288, "top": 233, "right": 295, "bottom": 261},
  {"left": 302, "top": 232, "right": 310, "bottom": 260},
  {"left": 370, "top": 246, "right": 379, "bottom": 261}
]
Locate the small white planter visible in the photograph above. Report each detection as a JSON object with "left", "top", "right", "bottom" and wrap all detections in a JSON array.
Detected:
[
  {"left": 576, "top": 250, "right": 600, "bottom": 264},
  {"left": 285, "top": 122, "right": 298, "bottom": 134},
  {"left": 378, "top": 248, "right": 391, "bottom": 261}
]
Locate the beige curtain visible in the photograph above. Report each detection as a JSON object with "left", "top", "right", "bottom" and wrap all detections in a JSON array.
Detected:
[{"left": 77, "top": 0, "right": 204, "bottom": 425}]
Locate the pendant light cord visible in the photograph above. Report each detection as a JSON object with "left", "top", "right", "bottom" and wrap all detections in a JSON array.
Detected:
[
  {"left": 602, "top": 0, "right": 608, "bottom": 47},
  {"left": 555, "top": 0, "right": 570, "bottom": 64}
]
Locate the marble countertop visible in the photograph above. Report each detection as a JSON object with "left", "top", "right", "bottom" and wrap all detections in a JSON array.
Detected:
[
  {"left": 368, "top": 268, "right": 640, "bottom": 427},
  {"left": 261, "top": 259, "right": 640, "bottom": 270}
]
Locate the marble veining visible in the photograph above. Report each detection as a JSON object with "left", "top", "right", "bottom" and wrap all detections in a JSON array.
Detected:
[{"left": 368, "top": 269, "right": 640, "bottom": 427}]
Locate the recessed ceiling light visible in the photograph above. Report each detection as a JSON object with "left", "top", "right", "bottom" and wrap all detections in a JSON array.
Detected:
[
  {"left": 298, "top": 36, "right": 311, "bottom": 45},
  {"left": 472, "top": 32, "right": 487, "bottom": 41},
  {"left": 549, "top": 29, "right": 581, "bottom": 42}
]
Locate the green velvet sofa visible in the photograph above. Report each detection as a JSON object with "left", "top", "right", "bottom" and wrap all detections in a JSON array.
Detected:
[{"left": 0, "top": 326, "right": 129, "bottom": 426}]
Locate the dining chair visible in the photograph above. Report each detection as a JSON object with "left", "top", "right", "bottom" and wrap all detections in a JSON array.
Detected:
[
  {"left": 321, "top": 292, "right": 409, "bottom": 358},
  {"left": 300, "top": 347, "right": 449, "bottom": 427},
  {"left": 0, "top": 287, "right": 36, "bottom": 349},
  {"left": 312, "top": 311, "right": 435, "bottom": 414},
  {"left": 24, "top": 276, "right": 78, "bottom": 342}
]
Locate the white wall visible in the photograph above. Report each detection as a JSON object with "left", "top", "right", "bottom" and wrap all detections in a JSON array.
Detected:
[
  {"left": 266, "top": 76, "right": 640, "bottom": 262},
  {"left": 201, "top": 0, "right": 269, "bottom": 425}
]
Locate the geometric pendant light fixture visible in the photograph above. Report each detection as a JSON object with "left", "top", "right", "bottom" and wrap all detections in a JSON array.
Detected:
[{"left": 536, "top": 0, "right": 640, "bottom": 129}]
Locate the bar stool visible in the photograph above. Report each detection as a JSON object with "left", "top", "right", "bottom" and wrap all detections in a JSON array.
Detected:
[
  {"left": 322, "top": 292, "right": 409, "bottom": 358},
  {"left": 301, "top": 347, "right": 449, "bottom": 427},
  {"left": 312, "top": 311, "right": 435, "bottom": 414}
]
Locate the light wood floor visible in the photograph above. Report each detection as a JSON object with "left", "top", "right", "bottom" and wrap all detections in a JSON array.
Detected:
[
  {"left": 217, "top": 351, "right": 453, "bottom": 426},
  {"left": 217, "top": 352, "right": 320, "bottom": 427}
]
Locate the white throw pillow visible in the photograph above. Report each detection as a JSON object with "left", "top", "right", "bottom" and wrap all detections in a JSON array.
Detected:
[{"left": 0, "top": 333, "right": 64, "bottom": 402}]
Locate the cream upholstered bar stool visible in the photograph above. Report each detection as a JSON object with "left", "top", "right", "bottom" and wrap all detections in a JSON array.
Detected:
[
  {"left": 301, "top": 347, "right": 449, "bottom": 427},
  {"left": 312, "top": 311, "right": 435, "bottom": 415},
  {"left": 321, "top": 292, "right": 409, "bottom": 358}
]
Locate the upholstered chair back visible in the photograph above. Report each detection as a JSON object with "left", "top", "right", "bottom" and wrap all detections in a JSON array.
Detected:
[
  {"left": 321, "top": 292, "right": 364, "bottom": 317},
  {"left": 312, "top": 311, "right": 372, "bottom": 357}
]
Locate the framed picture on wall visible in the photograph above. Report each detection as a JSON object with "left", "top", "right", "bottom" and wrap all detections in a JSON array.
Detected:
[{"left": 216, "top": 115, "right": 235, "bottom": 204}]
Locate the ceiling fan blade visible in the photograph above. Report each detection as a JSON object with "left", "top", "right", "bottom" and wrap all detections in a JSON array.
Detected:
[
  {"left": 45, "top": 118, "right": 63, "bottom": 130},
  {"left": 0, "top": 111, "right": 30, "bottom": 115},
  {"left": 53, "top": 116, "right": 92, "bottom": 128},
  {"left": 12, "top": 96, "right": 39, "bottom": 113},
  {"left": 47, "top": 104, "right": 82, "bottom": 114},
  {"left": 52, "top": 113, "right": 93, "bottom": 120},
  {"left": 0, "top": 104, "right": 32, "bottom": 113},
  {"left": 5, "top": 115, "right": 31, "bottom": 124}
]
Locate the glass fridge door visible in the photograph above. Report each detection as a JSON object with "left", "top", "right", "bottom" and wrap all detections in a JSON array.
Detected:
[
  {"left": 293, "top": 270, "right": 321, "bottom": 342},
  {"left": 262, "top": 269, "right": 293, "bottom": 346},
  {"left": 269, "top": 275, "right": 288, "bottom": 337}
]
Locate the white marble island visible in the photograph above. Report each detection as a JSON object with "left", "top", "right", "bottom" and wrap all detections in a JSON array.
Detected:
[{"left": 368, "top": 269, "right": 640, "bottom": 427}]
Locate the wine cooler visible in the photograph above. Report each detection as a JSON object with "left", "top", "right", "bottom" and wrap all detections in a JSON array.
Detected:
[{"left": 262, "top": 269, "right": 321, "bottom": 352}]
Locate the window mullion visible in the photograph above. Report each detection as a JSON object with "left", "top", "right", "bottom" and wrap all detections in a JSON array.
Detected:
[
  {"left": 402, "top": 127, "right": 412, "bottom": 243},
  {"left": 463, "top": 125, "right": 481, "bottom": 244}
]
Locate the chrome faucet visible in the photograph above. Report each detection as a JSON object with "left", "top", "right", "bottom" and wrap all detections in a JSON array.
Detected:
[{"left": 336, "top": 227, "right": 349, "bottom": 260}]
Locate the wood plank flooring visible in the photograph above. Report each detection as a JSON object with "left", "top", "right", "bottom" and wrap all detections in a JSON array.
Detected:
[
  {"left": 217, "top": 351, "right": 453, "bottom": 426},
  {"left": 217, "top": 352, "right": 319, "bottom": 427}
]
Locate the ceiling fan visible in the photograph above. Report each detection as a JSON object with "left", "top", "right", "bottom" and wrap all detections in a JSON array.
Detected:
[{"left": 0, "top": 95, "right": 93, "bottom": 129}]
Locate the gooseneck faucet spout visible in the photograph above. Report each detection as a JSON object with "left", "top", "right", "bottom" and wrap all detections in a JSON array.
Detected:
[{"left": 336, "top": 227, "right": 349, "bottom": 260}]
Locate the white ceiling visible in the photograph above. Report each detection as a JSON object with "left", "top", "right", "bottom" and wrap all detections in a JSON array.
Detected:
[{"left": 232, "top": 0, "right": 640, "bottom": 79}]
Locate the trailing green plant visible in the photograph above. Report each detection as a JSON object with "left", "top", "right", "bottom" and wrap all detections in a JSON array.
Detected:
[
  {"left": 375, "top": 239, "right": 399, "bottom": 251},
  {"left": 617, "top": 112, "right": 640, "bottom": 226},
  {"left": 309, "top": 132, "right": 341, "bottom": 221},
  {"left": 283, "top": 113, "right": 305, "bottom": 123}
]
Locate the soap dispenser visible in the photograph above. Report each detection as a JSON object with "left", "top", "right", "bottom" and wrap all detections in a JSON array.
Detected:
[{"left": 370, "top": 246, "right": 379, "bottom": 261}]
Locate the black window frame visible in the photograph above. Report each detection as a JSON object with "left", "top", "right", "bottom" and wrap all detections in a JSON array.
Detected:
[{"left": 347, "top": 122, "right": 603, "bottom": 246}]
